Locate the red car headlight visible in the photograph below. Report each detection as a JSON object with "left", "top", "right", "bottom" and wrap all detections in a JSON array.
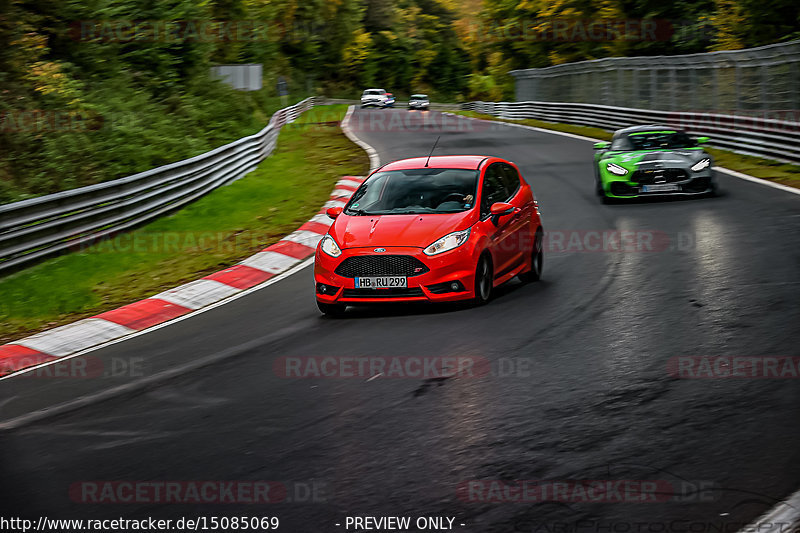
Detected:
[
  {"left": 423, "top": 228, "right": 471, "bottom": 256},
  {"left": 320, "top": 235, "right": 342, "bottom": 258}
]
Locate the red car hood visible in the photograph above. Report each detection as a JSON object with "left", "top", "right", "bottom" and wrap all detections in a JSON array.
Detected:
[{"left": 330, "top": 211, "right": 476, "bottom": 249}]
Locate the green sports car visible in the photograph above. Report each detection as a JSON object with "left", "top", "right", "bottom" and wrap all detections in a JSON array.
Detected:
[{"left": 593, "top": 125, "right": 716, "bottom": 203}]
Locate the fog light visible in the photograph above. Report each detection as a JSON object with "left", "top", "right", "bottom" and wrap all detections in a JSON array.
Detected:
[
  {"left": 426, "top": 280, "right": 465, "bottom": 294},
  {"left": 316, "top": 283, "right": 339, "bottom": 295}
]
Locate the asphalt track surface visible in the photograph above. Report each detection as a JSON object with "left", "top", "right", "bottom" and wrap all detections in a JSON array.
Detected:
[{"left": 1, "top": 108, "right": 799, "bottom": 532}]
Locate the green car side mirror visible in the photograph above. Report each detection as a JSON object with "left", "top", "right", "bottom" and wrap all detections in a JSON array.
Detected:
[
  {"left": 594, "top": 141, "right": 610, "bottom": 150},
  {"left": 696, "top": 136, "right": 710, "bottom": 144}
]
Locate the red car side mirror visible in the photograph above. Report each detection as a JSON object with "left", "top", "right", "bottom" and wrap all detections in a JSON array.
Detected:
[
  {"left": 490, "top": 202, "right": 514, "bottom": 216},
  {"left": 326, "top": 207, "right": 343, "bottom": 219}
]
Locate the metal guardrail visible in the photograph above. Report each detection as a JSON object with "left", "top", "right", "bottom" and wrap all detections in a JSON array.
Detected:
[
  {"left": 0, "top": 97, "right": 315, "bottom": 274},
  {"left": 510, "top": 40, "right": 800, "bottom": 117},
  {"left": 461, "top": 100, "right": 800, "bottom": 163}
]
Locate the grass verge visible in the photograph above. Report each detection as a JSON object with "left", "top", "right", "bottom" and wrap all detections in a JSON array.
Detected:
[
  {"left": 0, "top": 105, "right": 367, "bottom": 344},
  {"left": 451, "top": 110, "right": 800, "bottom": 189}
]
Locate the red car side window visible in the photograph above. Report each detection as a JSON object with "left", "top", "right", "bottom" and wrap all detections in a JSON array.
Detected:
[
  {"left": 500, "top": 164, "right": 521, "bottom": 199},
  {"left": 481, "top": 164, "right": 508, "bottom": 217}
]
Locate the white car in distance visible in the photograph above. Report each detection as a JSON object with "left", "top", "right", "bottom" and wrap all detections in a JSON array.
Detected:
[{"left": 361, "top": 88, "right": 392, "bottom": 108}]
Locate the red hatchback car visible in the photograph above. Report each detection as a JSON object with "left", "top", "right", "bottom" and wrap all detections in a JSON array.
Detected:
[{"left": 314, "top": 155, "right": 543, "bottom": 315}]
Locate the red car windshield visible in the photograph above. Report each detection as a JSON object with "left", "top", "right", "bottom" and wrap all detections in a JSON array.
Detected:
[{"left": 345, "top": 168, "right": 478, "bottom": 215}]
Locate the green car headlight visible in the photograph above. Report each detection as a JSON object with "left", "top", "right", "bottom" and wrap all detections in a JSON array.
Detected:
[
  {"left": 691, "top": 158, "right": 711, "bottom": 172},
  {"left": 606, "top": 163, "right": 629, "bottom": 176}
]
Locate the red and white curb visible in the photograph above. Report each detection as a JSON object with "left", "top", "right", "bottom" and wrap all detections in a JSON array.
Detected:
[{"left": 0, "top": 175, "right": 365, "bottom": 378}]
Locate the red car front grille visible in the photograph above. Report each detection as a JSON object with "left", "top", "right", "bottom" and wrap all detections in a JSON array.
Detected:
[{"left": 334, "top": 255, "right": 429, "bottom": 278}]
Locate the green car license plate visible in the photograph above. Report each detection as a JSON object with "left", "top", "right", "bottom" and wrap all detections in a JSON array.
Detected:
[{"left": 642, "top": 184, "right": 680, "bottom": 193}]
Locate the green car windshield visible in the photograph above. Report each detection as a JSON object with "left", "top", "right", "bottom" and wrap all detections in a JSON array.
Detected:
[{"left": 627, "top": 131, "right": 696, "bottom": 150}]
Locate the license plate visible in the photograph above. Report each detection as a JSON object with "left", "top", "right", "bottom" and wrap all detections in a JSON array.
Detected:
[
  {"left": 354, "top": 276, "right": 407, "bottom": 289},
  {"left": 643, "top": 184, "right": 680, "bottom": 193}
]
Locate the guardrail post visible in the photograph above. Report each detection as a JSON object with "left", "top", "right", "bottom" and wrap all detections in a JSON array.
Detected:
[{"left": 761, "top": 64, "right": 769, "bottom": 117}]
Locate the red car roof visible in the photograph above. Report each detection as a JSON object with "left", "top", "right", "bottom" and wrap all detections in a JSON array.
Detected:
[{"left": 380, "top": 155, "right": 491, "bottom": 171}]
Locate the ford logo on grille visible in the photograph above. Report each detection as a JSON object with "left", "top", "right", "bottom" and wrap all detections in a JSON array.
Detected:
[{"left": 374, "top": 248, "right": 386, "bottom": 253}]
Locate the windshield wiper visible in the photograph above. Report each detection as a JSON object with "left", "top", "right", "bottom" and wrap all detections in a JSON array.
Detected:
[
  {"left": 346, "top": 208, "right": 377, "bottom": 216},
  {"left": 391, "top": 209, "right": 436, "bottom": 214}
]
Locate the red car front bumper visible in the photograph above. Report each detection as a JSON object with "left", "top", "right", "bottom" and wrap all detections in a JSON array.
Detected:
[{"left": 314, "top": 245, "right": 480, "bottom": 304}]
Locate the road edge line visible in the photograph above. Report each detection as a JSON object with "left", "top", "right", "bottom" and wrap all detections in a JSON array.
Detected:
[
  {"left": 341, "top": 105, "right": 381, "bottom": 172},
  {"left": 737, "top": 487, "right": 800, "bottom": 533}
]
